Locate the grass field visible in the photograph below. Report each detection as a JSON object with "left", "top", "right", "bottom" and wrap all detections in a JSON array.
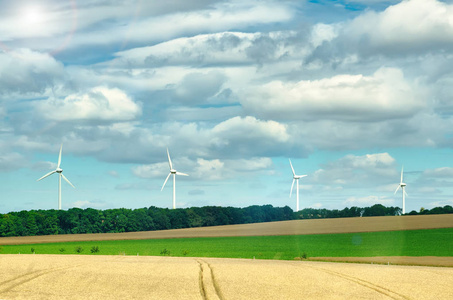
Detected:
[{"left": 1, "top": 228, "right": 452, "bottom": 260}]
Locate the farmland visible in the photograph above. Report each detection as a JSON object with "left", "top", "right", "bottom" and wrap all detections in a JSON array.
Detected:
[
  {"left": 1, "top": 214, "right": 452, "bottom": 299},
  {"left": 1, "top": 214, "right": 452, "bottom": 266}
]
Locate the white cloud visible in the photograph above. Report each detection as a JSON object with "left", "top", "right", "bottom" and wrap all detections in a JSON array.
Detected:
[
  {"left": 134, "top": 156, "right": 273, "bottom": 181},
  {"left": 111, "top": 32, "right": 254, "bottom": 67},
  {"left": 0, "top": 49, "right": 64, "bottom": 96},
  {"left": 212, "top": 116, "right": 289, "bottom": 143},
  {"left": 344, "top": 195, "right": 395, "bottom": 206},
  {"left": 227, "top": 157, "right": 273, "bottom": 171},
  {"left": 133, "top": 162, "right": 168, "bottom": 179},
  {"left": 0, "top": 151, "right": 26, "bottom": 171},
  {"left": 310, "top": 23, "right": 339, "bottom": 48},
  {"left": 65, "top": 1, "right": 294, "bottom": 50},
  {"left": 194, "top": 158, "right": 225, "bottom": 180},
  {"left": 310, "top": 153, "right": 397, "bottom": 187},
  {"left": 242, "top": 67, "right": 423, "bottom": 121},
  {"left": 311, "top": 202, "right": 323, "bottom": 208},
  {"left": 37, "top": 87, "right": 141, "bottom": 122},
  {"left": 72, "top": 200, "right": 106, "bottom": 209},
  {"left": 423, "top": 167, "right": 453, "bottom": 178},
  {"left": 110, "top": 30, "right": 308, "bottom": 69},
  {"left": 345, "top": 0, "right": 453, "bottom": 55},
  {"left": 429, "top": 199, "right": 453, "bottom": 207}
]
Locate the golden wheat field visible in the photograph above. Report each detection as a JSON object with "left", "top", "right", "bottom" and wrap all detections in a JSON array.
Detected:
[{"left": 0, "top": 254, "right": 452, "bottom": 300}]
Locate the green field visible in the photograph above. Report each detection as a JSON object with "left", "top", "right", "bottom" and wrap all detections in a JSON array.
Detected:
[{"left": 1, "top": 228, "right": 452, "bottom": 260}]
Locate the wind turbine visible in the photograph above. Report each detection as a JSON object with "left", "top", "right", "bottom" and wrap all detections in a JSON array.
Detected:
[
  {"left": 394, "top": 166, "right": 407, "bottom": 215},
  {"left": 289, "top": 159, "right": 307, "bottom": 212},
  {"left": 161, "top": 148, "right": 188, "bottom": 209},
  {"left": 37, "top": 144, "right": 75, "bottom": 210}
]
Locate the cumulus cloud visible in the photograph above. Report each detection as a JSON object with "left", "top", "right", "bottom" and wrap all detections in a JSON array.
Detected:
[
  {"left": 133, "top": 162, "right": 171, "bottom": 179},
  {"left": 310, "top": 153, "right": 398, "bottom": 187},
  {"left": 111, "top": 32, "right": 253, "bottom": 67},
  {"left": 210, "top": 116, "right": 293, "bottom": 157},
  {"left": 110, "top": 30, "right": 307, "bottom": 69},
  {"left": 171, "top": 71, "right": 227, "bottom": 104},
  {"left": 194, "top": 158, "right": 225, "bottom": 180},
  {"left": 0, "top": 49, "right": 64, "bottom": 96},
  {"left": 63, "top": 1, "right": 294, "bottom": 51},
  {"left": 242, "top": 67, "right": 423, "bottom": 122},
  {"left": 423, "top": 167, "right": 453, "bottom": 178},
  {"left": 133, "top": 156, "right": 273, "bottom": 181},
  {"left": 0, "top": 151, "right": 26, "bottom": 171},
  {"left": 429, "top": 199, "right": 453, "bottom": 207},
  {"left": 344, "top": 0, "right": 453, "bottom": 55},
  {"left": 307, "top": 0, "right": 453, "bottom": 68},
  {"left": 344, "top": 195, "right": 395, "bottom": 206},
  {"left": 37, "top": 87, "right": 141, "bottom": 122}
]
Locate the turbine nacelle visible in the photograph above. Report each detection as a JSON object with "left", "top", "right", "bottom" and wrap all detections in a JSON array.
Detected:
[{"left": 56, "top": 168, "right": 63, "bottom": 173}]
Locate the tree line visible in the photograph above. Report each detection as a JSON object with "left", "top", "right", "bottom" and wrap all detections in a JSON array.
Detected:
[{"left": 0, "top": 204, "right": 451, "bottom": 237}]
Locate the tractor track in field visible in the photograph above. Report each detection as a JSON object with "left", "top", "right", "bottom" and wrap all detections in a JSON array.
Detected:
[
  {"left": 196, "top": 259, "right": 224, "bottom": 300},
  {"left": 306, "top": 265, "right": 411, "bottom": 300},
  {"left": 0, "top": 263, "right": 86, "bottom": 295}
]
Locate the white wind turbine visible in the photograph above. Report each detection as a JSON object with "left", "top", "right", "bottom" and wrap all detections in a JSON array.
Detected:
[
  {"left": 394, "top": 166, "right": 407, "bottom": 215},
  {"left": 289, "top": 159, "right": 307, "bottom": 212},
  {"left": 161, "top": 148, "right": 189, "bottom": 209},
  {"left": 37, "top": 144, "right": 75, "bottom": 210}
]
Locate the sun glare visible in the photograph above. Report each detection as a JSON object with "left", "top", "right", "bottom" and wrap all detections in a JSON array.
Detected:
[{"left": 22, "top": 6, "right": 44, "bottom": 25}]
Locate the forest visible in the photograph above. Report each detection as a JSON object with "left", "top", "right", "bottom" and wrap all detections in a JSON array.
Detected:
[{"left": 0, "top": 204, "right": 451, "bottom": 237}]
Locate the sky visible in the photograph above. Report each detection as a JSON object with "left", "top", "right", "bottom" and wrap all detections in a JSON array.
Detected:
[{"left": 1, "top": 0, "right": 453, "bottom": 214}]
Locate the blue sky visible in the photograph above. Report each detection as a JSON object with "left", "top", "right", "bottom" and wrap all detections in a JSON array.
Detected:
[{"left": 2, "top": 0, "right": 453, "bottom": 213}]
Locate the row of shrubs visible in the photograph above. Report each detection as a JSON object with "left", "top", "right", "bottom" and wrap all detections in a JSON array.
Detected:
[{"left": 29, "top": 245, "right": 100, "bottom": 254}]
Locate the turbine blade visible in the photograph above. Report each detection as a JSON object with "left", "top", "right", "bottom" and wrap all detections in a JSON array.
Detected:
[
  {"left": 61, "top": 173, "right": 75, "bottom": 188},
  {"left": 37, "top": 170, "right": 56, "bottom": 181},
  {"left": 57, "top": 144, "right": 63, "bottom": 169},
  {"left": 404, "top": 189, "right": 408, "bottom": 197},
  {"left": 394, "top": 185, "right": 400, "bottom": 194},
  {"left": 300, "top": 175, "right": 307, "bottom": 178},
  {"left": 161, "top": 173, "right": 171, "bottom": 191},
  {"left": 289, "top": 159, "right": 295, "bottom": 176},
  {"left": 400, "top": 166, "right": 404, "bottom": 183},
  {"left": 176, "top": 172, "right": 189, "bottom": 176},
  {"left": 166, "top": 148, "right": 173, "bottom": 170},
  {"left": 290, "top": 179, "right": 295, "bottom": 197}
]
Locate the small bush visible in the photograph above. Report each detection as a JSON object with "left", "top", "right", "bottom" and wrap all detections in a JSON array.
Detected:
[
  {"left": 182, "top": 250, "right": 189, "bottom": 256},
  {"left": 90, "top": 246, "right": 100, "bottom": 253},
  {"left": 160, "top": 248, "right": 170, "bottom": 256},
  {"left": 31, "top": 247, "right": 35, "bottom": 253},
  {"left": 302, "top": 252, "right": 308, "bottom": 259},
  {"left": 59, "top": 248, "right": 66, "bottom": 253},
  {"left": 75, "top": 246, "right": 84, "bottom": 253}
]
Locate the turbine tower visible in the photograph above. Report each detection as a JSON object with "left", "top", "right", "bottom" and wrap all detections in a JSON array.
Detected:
[
  {"left": 161, "top": 148, "right": 188, "bottom": 209},
  {"left": 289, "top": 159, "right": 307, "bottom": 212},
  {"left": 37, "top": 144, "right": 75, "bottom": 210},
  {"left": 394, "top": 166, "right": 407, "bottom": 215}
]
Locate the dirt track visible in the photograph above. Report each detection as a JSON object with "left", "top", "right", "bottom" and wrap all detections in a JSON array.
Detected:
[
  {"left": 1, "top": 214, "right": 452, "bottom": 245},
  {"left": 0, "top": 254, "right": 452, "bottom": 300}
]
